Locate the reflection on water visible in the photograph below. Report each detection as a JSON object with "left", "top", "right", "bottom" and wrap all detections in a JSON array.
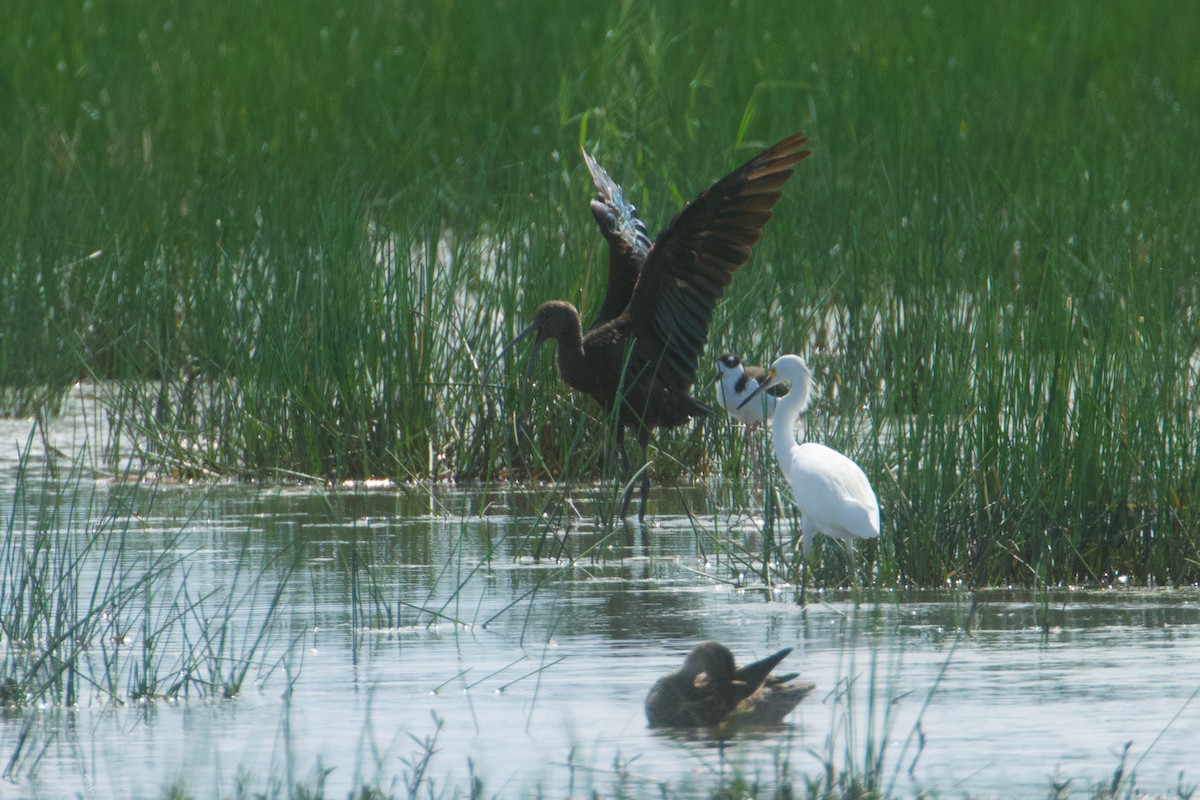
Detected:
[{"left": 1, "top": 391, "right": 1198, "bottom": 798}]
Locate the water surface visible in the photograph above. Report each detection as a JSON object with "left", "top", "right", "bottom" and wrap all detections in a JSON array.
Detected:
[{"left": 2, "top": 389, "right": 1197, "bottom": 798}]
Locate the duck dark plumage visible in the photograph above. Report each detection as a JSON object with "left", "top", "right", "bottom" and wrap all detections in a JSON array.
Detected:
[{"left": 645, "top": 640, "right": 815, "bottom": 728}]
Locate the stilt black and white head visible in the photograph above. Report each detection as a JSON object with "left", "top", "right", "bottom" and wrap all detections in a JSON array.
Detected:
[{"left": 715, "top": 352, "right": 787, "bottom": 427}]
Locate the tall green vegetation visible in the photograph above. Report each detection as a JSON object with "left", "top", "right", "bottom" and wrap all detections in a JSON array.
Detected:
[{"left": 2, "top": 0, "right": 1198, "bottom": 586}]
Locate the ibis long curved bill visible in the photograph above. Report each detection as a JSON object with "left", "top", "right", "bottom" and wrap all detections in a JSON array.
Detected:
[{"left": 483, "top": 322, "right": 542, "bottom": 386}]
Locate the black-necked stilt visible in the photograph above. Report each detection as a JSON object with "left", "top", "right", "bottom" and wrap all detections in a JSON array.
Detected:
[{"left": 715, "top": 352, "right": 787, "bottom": 429}]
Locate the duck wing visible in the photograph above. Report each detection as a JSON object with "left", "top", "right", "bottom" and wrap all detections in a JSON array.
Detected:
[
  {"left": 582, "top": 149, "right": 652, "bottom": 330},
  {"left": 730, "top": 646, "right": 794, "bottom": 701},
  {"left": 645, "top": 670, "right": 731, "bottom": 727},
  {"left": 623, "top": 133, "right": 811, "bottom": 390}
]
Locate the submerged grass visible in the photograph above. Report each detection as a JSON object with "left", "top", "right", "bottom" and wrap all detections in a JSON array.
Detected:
[
  {"left": 36, "top": 600, "right": 1194, "bottom": 800},
  {"left": 0, "top": 428, "right": 296, "bottom": 725},
  {"left": 3, "top": 0, "right": 1199, "bottom": 586}
]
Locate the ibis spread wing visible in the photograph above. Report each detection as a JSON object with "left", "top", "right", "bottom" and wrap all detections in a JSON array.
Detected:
[
  {"left": 582, "top": 149, "right": 653, "bottom": 330},
  {"left": 625, "top": 133, "right": 811, "bottom": 389}
]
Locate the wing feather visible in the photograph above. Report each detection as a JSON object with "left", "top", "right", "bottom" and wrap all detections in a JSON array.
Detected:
[
  {"left": 582, "top": 149, "right": 652, "bottom": 330},
  {"left": 625, "top": 133, "right": 812, "bottom": 388}
]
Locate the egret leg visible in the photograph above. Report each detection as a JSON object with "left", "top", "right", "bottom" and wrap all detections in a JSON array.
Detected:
[
  {"left": 799, "top": 556, "right": 809, "bottom": 608},
  {"left": 798, "top": 525, "right": 811, "bottom": 607}
]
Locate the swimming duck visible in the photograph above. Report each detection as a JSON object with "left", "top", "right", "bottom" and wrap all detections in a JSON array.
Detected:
[{"left": 645, "top": 640, "right": 815, "bottom": 728}]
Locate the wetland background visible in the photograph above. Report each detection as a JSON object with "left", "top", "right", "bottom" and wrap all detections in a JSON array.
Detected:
[{"left": 2, "top": 0, "right": 1200, "bottom": 796}]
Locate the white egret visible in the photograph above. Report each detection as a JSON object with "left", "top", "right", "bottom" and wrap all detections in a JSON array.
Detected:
[{"left": 737, "top": 354, "right": 880, "bottom": 554}]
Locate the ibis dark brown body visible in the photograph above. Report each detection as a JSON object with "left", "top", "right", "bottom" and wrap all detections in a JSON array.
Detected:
[
  {"left": 507, "top": 133, "right": 812, "bottom": 520},
  {"left": 645, "top": 641, "right": 815, "bottom": 729}
]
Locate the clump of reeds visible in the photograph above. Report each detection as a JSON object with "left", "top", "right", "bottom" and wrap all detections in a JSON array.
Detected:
[
  {"left": 2, "top": 0, "right": 1198, "bottom": 587},
  {"left": 0, "top": 429, "right": 294, "bottom": 721}
]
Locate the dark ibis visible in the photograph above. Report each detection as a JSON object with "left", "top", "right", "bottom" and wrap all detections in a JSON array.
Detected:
[
  {"left": 500, "top": 133, "right": 812, "bottom": 521},
  {"left": 644, "top": 640, "right": 815, "bottom": 728}
]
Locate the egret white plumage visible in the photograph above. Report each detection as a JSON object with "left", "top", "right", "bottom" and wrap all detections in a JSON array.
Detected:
[
  {"left": 715, "top": 352, "right": 785, "bottom": 428},
  {"left": 737, "top": 354, "right": 880, "bottom": 554}
]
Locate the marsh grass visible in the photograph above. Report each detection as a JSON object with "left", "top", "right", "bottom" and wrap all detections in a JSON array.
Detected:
[
  {"left": 0, "top": 430, "right": 296, "bottom": 728},
  {"left": 4, "top": 0, "right": 1200, "bottom": 587},
  {"left": 142, "top": 751, "right": 1194, "bottom": 800}
]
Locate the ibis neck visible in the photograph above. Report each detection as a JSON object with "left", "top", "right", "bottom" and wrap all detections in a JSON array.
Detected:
[{"left": 552, "top": 321, "right": 589, "bottom": 389}]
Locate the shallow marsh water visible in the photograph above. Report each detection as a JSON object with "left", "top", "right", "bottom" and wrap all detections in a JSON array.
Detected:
[{"left": 2, "top": 390, "right": 1198, "bottom": 798}]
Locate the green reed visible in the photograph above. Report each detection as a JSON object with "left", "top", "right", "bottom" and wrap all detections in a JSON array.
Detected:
[
  {"left": 3, "top": 0, "right": 1198, "bottom": 586},
  {"left": 0, "top": 431, "right": 295, "bottom": 715}
]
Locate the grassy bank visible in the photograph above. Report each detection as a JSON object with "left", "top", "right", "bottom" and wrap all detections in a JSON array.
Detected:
[{"left": 2, "top": 0, "right": 1198, "bottom": 586}]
